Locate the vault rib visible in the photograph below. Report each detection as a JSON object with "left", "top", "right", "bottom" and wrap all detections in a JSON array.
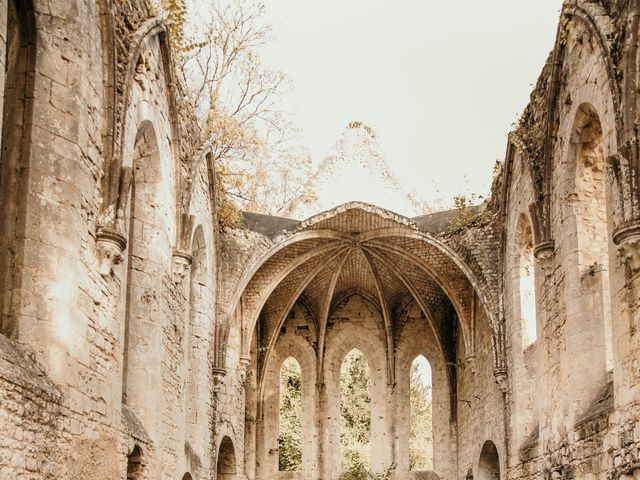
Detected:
[
  {"left": 362, "top": 246, "right": 447, "bottom": 364},
  {"left": 364, "top": 239, "right": 474, "bottom": 355},
  {"left": 316, "top": 247, "right": 352, "bottom": 383},
  {"left": 361, "top": 248, "right": 395, "bottom": 386},
  {"left": 241, "top": 240, "right": 352, "bottom": 352},
  {"left": 256, "top": 246, "right": 350, "bottom": 396}
]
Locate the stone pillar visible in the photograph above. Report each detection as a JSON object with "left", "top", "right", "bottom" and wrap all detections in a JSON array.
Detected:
[
  {"left": 386, "top": 382, "right": 398, "bottom": 472},
  {"left": 315, "top": 381, "right": 328, "bottom": 479},
  {"left": 370, "top": 372, "right": 393, "bottom": 474},
  {"left": 0, "top": 0, "right": 7, "bottom": 137},
  {"left": 243, "top": 359, "right": 257, "bottom": 480}
]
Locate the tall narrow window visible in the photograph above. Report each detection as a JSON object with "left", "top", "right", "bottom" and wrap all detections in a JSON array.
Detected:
[
  {"left": 410, "top": 355, "right": 433, "bottom": 471},
  {"left": 340, "top": 348, "right": 371, "bottom": 476},
  {"left": 278, "top": 357, "right": 302, "bottom": 471},
  {"left": 517, "top": 216, "right": 536, "bottom": 347}
]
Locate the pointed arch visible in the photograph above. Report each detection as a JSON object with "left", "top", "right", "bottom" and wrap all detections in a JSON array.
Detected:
[
  {"left": 121, "top": 121, "right": 169, "bottom": 439},
  {"left": 126, "top": 445, "right": 145, "bottom": 480},
  {"left": 516, "top": 214, "right": 537, "bottom": 348},
  {"left": 340, "top": 348, "right": 372, "bottom": 474},
  {"left": 101, "top": 16, "right": 182, "bottom": 234},
  {"left": 217, "top": 436, "right": 237, "bottom": 480},
  {"left": 410, "top": 354, "right": 433, "bottom": 471},
  {"left": 185, "top": 224, "right": 208, "bottom": 453},
  {"left": 0, "top": 0, "right": 36, "bottom": 336},
  {"left": 477, "top": 440, "right": 500, "bottom": 480},
  {"left": 278, "top": 356, "right": 303, "bottom": 471},
  {"left": 562, "top": 103, "right": 615, "bottom": 414}
]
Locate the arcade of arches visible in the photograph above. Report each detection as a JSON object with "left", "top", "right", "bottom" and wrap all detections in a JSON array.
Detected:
[{"left": 1, "top": 1, "right": 640, "bottom": 480}]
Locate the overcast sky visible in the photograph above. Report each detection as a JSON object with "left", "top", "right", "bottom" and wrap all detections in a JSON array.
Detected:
[
  {"left": 187, "top": 1, "right": 563, "bottom": 212},
  {"left": 255, "top": 1, "right": 563, "bottom": 210}
]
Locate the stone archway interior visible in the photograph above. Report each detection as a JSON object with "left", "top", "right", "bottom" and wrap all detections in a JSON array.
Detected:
[
  {"left": 217, "top": 436, "right": 237, "bottom": 480},
  {"left": 478, "top": 441, "right": 500, "bottom": 480},
  {"left": 126, "top": 445, "right": 144, "bottom": 480}
]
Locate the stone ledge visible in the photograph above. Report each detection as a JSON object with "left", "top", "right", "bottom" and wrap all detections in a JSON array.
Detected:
[
  {"left": 0, "top": 335, "right": 61, "bottom": 401},
  {"left": 574, "top": 380, "right": 614, "bottom": 440},
  {"left": 121, "top": 404, "right": 152, "bottom": 445}
]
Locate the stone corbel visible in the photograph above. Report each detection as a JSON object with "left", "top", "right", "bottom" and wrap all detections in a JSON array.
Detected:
[
  {"left": 613, "top": 224, "right": 640, "bottom": 279},
  {"left": 493, "top": 368, "right": 508, "bottom": 393},
  {"left": 465, "top": 354, "right": 477, "bottom": 375},
  {"left": 212, "top": 367, "right": 227, "bottom": 390},
  {"left": 238, "top": 355, "right": 252, "bottom": 382},
  {"left": 96, "top": 227, "right": 127, "bottom": 276},
  {"left": 534, "top": 241, "right": 555, "bottom": 277},
  {"left": 172, "top": 249, "right": 192, "bottom": 285}
]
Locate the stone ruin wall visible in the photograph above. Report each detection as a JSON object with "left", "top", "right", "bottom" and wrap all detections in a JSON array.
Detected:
[
  {"left": 0, "top": 1, "right": 639, "bottom": 480},
  {"left": 503, "top": 2, "right": 640, "bottom": 479},
  {"left": 0, "top": 0, "right": 229, "bottom": 478}
]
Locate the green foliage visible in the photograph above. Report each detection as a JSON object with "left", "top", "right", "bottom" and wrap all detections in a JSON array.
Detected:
[
  {"left": 278, "top": 358, "right": 302, "bottom": 471},
  {"left": 160, "top": 0, "right": 314, "bottom": 225},
  {"left": 340, "top": 349, "right": 371, "bottom": 476},
  {"left": 338, "top": 452, "right": 370, "bottom": 480},
  {"left": 162, "top": 0, "right": 188, "bottom": 51},
  {"left": 409, "top": 361, "right": 433, "bottom": 471},
  {"left": 372, "top": 463, "right": 397, "bottom": 480},
  {"left": 447, "top": 194, "right": 479, "bottom": 233},
  {"left": 277, "top": 351, "right": 432, "bottom": 477}
]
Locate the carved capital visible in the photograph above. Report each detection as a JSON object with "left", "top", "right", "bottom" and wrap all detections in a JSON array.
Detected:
[
  {"left": 613, "top": 224, "right": 640, "bottom": 279},
  {"left": 96, "top": 227, "right": 127, "bottom": 276},
  {"left": 465, "top": 354, "right": 477, "bottom": 374},
  {"left": 172, "top": 250, "right": 192, "bottom": 285},
  {"left": 494, "top": 368, "right": 508, "bottom": 393},
  {"left": 534, "top": 240, "right": 555, "bottom": 277}
]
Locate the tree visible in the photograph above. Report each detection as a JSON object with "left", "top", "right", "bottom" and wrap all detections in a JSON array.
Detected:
[
  {"left": 161, "top": 0, "right": 314, "bottom": 223},
  {"left": 278, "top": 358, "right": 302, "bottom": 471},
  {"left": 339, "top": 349, "right": 371, "bottom": 479},
  {"left": 409, "top": 361, "right": 433, "bottom": 471},
  {"left": 276, "top": 348, "right": 430, "bottom": 478}
]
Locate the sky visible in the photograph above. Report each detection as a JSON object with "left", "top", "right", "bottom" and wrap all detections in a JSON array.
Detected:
[
  {"left": 414, "top": 354, "right": 432, "bottom": 395},
  {"left": 256, "top": 1, "right": 563, "bottom": 211},
  {"left": 187, "top": 0, "right": 563, "bottom": 213}
]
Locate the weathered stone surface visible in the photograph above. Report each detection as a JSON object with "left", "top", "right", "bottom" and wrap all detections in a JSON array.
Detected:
[{"left": 0, "top": 1, "right": 639, "bottom": 479}]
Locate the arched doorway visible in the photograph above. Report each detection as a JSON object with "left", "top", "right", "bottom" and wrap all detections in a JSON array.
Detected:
[
  {"left": 126, "top": 445, "right": 144, "bottom": 480},
  {"left": 477, "top": 440, "right": 500, "bottom": 480},
  {"left": 217, "top": 436, "right": 237, "bottom": 480}
]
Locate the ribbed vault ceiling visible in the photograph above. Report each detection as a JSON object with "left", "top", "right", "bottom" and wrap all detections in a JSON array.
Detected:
[{"left": 248, "top": 203, "right": 478, "bottom": 385}]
